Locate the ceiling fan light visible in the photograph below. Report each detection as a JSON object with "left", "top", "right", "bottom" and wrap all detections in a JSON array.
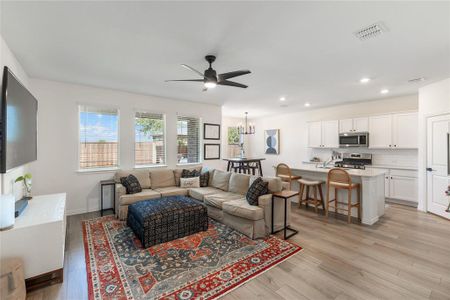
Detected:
[{"left": 204, "top": 82, "right": 217, "bottom": 89}]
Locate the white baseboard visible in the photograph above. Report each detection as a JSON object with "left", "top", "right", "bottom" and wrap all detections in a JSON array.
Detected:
[{"left": 66, "top": 206, "right": 100, "bottom": 216}]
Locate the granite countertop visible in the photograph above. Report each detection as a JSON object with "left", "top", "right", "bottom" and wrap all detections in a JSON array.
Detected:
[
  {"left": 302, "top": 161, "right": 418, "bottom": 171},
  {"left": 292, "top": 163, "right": 387, "bottom": 177}
]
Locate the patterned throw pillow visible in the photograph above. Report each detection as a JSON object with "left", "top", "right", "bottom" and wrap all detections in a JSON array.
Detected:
[
  {"left": 180, "top": 177, "right": 200, "bottom": 188},
  {"left": 199, "top": 172, "right": 209, "bottom": 187},
  {"left": 246, "top": 177, "right": 269, "bottom": 206},
  {"left": 120, "top": 174, "right": 142, "bottom": 194},
  {"left": 181, "top": 169, "right": 201, "bottom": 178}
]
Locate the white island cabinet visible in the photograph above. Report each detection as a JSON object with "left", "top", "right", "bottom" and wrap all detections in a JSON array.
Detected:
[
  {"left": 291, "top": 165, "right": 386, "bottom": 225},
  {"left": 0, "top": 193, "right": 66, "bottom": 288}
]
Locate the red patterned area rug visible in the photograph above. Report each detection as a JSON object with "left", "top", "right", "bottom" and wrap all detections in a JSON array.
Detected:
[{"left": 82, "top": 216, "right": 302, "bottom": 300}]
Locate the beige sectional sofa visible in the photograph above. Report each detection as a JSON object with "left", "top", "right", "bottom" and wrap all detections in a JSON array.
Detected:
[{"left": 114, "top": 167, "right": 290, "bottom": 239}]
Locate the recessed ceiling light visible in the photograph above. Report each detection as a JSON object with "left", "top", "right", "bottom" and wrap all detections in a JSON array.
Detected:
[
  {"left": 360, "top": 77, "right": 371, "bottom": 83},
  {"left": 304, "top": 102, "right": 311, "bottom": 107},
  {"left": 380, "top": 89, "right": 389, "bottom": 94},
  {"left": 280, "top": 97, "right": 286, "bottom": 101}
]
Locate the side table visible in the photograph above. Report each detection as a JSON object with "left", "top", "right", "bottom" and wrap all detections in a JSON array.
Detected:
[
  {"left": 271, "top": 190, "right": 299, "bottom": 239},
  {"left": 100, "top": 179, "right": 116, "bottom": 216}
]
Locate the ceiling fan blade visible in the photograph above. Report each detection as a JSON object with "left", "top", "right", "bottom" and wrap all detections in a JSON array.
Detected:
[
  {"left": 218, "top": 80, "right": 248, "bottom": 88},
  {"left": 218, "top": 70, "right": 251, "bottom": 80},
  {"left": 181, "top": 64, "right": 204, "bottom": 78},
  {"left": 165, "top": 79, "right": 204, "bottom": 82}
]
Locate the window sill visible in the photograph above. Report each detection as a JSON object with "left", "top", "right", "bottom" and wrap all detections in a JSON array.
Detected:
[
  {"left": 77, "top": 167, "right": 119, "bottom": 174},
  {"left": 134, "top": 164, "right": 168, "bottom": 169},
  {"left": 176, "top": 162, "right": 202, "bottom": 167}
]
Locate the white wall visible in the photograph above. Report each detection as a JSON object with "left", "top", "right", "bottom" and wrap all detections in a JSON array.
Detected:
[
  {"left": 418, "top": 78, "right": 450, "bottom": 211},
  {"left": 0, "top": 35, "right": 31, "bottom": 199},
  {"left": 29, "top": 79, "right": 223, "bottom": 215},
  {"left": 246, "top": 95, "right": 418, "bottom": 177}
]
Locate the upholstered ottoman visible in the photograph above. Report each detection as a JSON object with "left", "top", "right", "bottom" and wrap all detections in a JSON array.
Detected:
[{"left": 127, "top": 196, "right": 208, "bottom": 248}]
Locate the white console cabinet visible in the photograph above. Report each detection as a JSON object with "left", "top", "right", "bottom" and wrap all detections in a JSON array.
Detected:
[{"left": 0, "top": 193, "right": 66, "bottom": 287}]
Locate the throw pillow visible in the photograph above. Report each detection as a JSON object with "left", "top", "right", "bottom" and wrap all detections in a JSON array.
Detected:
[
  {"left": 180, "top": 177, "right": 200, "bottom": 188},
  {"left": 199, "top": 171, "right": 209, "bottom": 187},
  {"left": 120, "top": 174, "right": 142, "bottom": 194},
  {"left": 181, "top": 169, "right": 201, "bottom": 178},
  {"left": 246, "top": 177, "right": 269, "bottom": 206}
]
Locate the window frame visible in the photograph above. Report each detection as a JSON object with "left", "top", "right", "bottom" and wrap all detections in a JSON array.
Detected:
[
  {"left": 133, "top": 110, "right": 167, "bottom": 168},
  {"left": 77, "top": 103, "right": 120, "bottom": 172},
  {"left": 176, "top": 114, "right": 202, "bottom": 166}
]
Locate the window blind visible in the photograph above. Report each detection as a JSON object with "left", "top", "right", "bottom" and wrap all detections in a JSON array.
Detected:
[
  {"left": 79, "top": 105, "right": 119, "bottom": 169},
  {"left": 135, "top": 112, "right": 165, "bottom": 166},
  {"left": 177, "top": 116, "right": 200, "bottom": 164}
]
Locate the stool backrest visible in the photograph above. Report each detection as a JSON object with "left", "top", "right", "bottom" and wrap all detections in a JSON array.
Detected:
[
  {"left": 327, "top": 168, "right": 352, "bottom": 185},
  {"left": 276, "top": 163, "right": 292, "bottom": 178}
]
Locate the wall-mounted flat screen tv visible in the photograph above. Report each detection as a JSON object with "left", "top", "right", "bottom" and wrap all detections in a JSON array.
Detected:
[{"left": 0, "top": 66, "right": 38, "bottom": 173}]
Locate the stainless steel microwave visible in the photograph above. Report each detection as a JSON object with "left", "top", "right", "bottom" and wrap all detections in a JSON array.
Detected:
[{"left": 339, "top": 132, "right": 369, "bottom": 147}]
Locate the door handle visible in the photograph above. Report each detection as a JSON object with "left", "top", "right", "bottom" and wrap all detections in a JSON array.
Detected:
[{"left": 426, "top": 167, "right": 434, "bottom": 172}]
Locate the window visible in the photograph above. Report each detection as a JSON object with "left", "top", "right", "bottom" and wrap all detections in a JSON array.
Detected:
[
  {"left": 227, "top": 127, "right": 241, "bottom": 158},
  {"left": 135, "top": 112, "right": 165, "bottom": 166},
  {"left": 79, "top": 105, "right": 119, "bottom": 170},
  {"left": 177, "top": 116, "right": 200, "bottom": 164}
]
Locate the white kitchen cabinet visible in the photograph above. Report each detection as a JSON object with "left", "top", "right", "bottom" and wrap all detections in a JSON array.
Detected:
[
  {"left": 308, "top": 120, "right": 338, "bottom": 148},
  {"left": 389, "top": 176, "right": 418, "bottom": 202},
  {"left": 379, "top": 168, "right": 418, "bottom": 203},
  {"left": 392, "top": 112, "right": 418, "bottom": 148},
  {"left": 353, "top": 117, "right": 369, "bottom": 132},
  {"left": 369, "top": 114, "right": 393, "bottom": 148},
  {"left": 369, "top": 113, "right": 418, "bottom": 149},
  {"left": 321, "top": 120, "right": 339, "bottom": 148},
  {"left": 339, "top": 117, "right": 368, "bottom": 133},
  {"left": 308, "top": 121, "right": 322, "bottom": 148},
  {"left": 339, "top": 119, "right": 353, "bottom": 133}
]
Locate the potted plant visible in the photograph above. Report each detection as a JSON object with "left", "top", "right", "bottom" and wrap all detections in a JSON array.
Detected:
[{"left": 15, "top": 173, "right": 32, "bottom": 200}]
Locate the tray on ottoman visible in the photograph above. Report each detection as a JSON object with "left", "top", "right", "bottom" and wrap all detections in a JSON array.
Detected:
[{"left": 127, "top": 196, "right": 208, "bottom": 248}]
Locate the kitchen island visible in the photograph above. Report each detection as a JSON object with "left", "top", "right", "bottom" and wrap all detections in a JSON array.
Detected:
[{"left": 291, "top": 164, "right": 387, "bottom": 225}]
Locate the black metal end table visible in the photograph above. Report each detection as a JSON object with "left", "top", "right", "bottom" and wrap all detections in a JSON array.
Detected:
[
  {"left": 100, "top": 179, "right": 116, "bottom": 216},
  {"left": 271, "top": 190, "right": 299, "bottom": 240}
]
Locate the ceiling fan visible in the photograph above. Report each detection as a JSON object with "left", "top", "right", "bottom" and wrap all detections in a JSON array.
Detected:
[{"left": 166, "top": 55, "right": 251, "bottom": 91}]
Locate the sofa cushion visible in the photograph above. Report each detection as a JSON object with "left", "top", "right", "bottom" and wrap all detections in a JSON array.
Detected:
[
  {"left": 153, "top": 187, "right": 188, "bottom": 197},
  {"left": 210, "top": 170, "right": 231, "bottom": 191},
  {"left": 223, "top": 199, "right": 264, "bottom": 221},
  {"left": 150, "top": 169, "right": 176, "bottom": 188},
  {"left": 246, "top": 177, "right": 269, "bottom": 206},
  {"left": 114, "top": 169, "right": 151, "bottom": 189},
  {"left": 119, "top": 189, "right": 161, "bottom": 205},
  {"left": 204, "top": 192, "right": 244, "bottom": 209},
  {"left": 228, "top": 173, "right": 250, "bottom": 195},
  {"left": 250, "top": 176, "right": 282, "bottom": 193},
  {"left": 120, "top": 174, "right": 142, "bottom": 194},
  {"left": 189, "top": 187, "right": 222, "bottom": 201},
  {"left": 174, "top": 166, "right": 202, "bottom": 186}
]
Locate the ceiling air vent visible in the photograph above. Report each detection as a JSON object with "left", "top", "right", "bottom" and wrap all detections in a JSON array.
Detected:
[
  {"left": 408, "top": 77, "right": 426, "bottom": 83},
  {"left": 354, "top": 22, "right": 387, "bottom": 41}
]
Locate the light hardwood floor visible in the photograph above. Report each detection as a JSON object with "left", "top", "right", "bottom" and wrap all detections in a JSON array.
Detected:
[{"left": 27, "top": 203, "right": 450, "bottom": 300}]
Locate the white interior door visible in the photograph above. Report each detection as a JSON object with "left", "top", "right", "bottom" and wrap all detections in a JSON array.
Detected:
[{"left": 426, "top": 114, "right": 450, "bottom": 219}]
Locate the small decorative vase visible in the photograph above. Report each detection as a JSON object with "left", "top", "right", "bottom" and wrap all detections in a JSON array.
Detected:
[{"left": 24, "top": 178, "right": 32, "bottom": 200}]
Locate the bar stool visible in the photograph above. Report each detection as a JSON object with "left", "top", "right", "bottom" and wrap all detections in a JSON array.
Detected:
[
  {"left": 325, "top": 168, "right": 361, "bottom": 224},
  {"left": 298, "top": 179, "right": 325, "bottom": 213},
  {"left": 275, "top": 163, "right": 301, "bottom": 189}
]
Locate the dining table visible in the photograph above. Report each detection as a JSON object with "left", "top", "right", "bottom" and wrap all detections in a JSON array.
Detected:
[{"left": 223, "top": 157, "right": 266, "bottom": 176}]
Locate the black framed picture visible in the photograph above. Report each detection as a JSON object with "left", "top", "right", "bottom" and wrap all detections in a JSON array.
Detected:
[
  {"left": 204, "top": 123, "right": 221, "bottom": 140},
  {"left": 204, "top": 144, "right": 220, "bottom": 160}
]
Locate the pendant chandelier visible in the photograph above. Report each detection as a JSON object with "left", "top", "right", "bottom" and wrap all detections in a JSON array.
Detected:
[{"left": 238, "top": 112, "right": 255, "bottom": 135}]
